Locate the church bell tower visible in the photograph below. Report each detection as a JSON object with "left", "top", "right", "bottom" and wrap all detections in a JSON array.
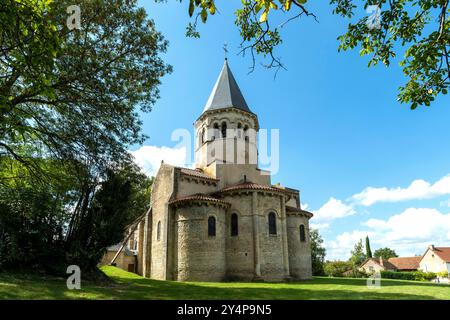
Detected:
[{"left": 194, "top": 59, "right": 259, "bottom": 171}]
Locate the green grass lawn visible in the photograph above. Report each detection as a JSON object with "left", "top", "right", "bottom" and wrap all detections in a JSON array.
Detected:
[{"left": 0, "top": 266, "right": 449, "bottom": 300}]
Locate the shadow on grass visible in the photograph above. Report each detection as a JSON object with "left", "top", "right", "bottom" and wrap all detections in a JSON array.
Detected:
[
  {"left": 99, "top": 272, "right": 440, "bottom": 300},
  {"left": 0, "top": 268, "right": 446, "bottom": 300}
]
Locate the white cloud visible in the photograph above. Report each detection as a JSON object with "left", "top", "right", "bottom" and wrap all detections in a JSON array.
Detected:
[
  {"left": 326, "top": 207, "right": 450, "bottom": 260},
  {"left": 312, "top": 197, "right": 355, "bottom": 222},
  {"left": 310, "top": 222, "right": 330, "bottom": 230},
  {"left": 130, "top": 145, "right": 188, "bottom": 177},
  {"left": 326, "top": 230, "right": 374, "bottom": 261},
  {"left": 363, "top": 218, "right": 389, "bottom": 230},
  {"left": 352, "top": 175, "right": 450, "bottom": 206},
  {"left": 364, "top": 208, "right": 450, "bottom": 243}
]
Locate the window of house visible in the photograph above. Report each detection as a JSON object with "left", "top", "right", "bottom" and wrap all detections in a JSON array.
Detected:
[
  {"left": 231, "top": 213, "right": 238, "bottom": 236},
  {"left": 208, "top": 216, "right": 216, "bottom": 236},
  {"left": 268, "top": 212, "right": 277, "bottom": 235},
  {"left": 157, "top": 221, "right": 161, "bottom": 241},
  {"left": 300, "top": 224, "right": 306, "bottom": 242}
]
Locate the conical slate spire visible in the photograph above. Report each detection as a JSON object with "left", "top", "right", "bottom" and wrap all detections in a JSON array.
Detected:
[{"left": 203, "top": 59, "right": 251, "bottom": 113}]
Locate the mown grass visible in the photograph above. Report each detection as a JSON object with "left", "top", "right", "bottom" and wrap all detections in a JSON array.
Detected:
[{"left": 0, "top": 266, "right": 449, "bottom": 300}]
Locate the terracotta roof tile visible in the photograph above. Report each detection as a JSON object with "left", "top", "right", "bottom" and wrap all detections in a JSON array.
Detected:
[
  {"left": 285, "top": 206, "right": 313, "bottom": 218},
  {"left": 432, "top": 247, "right": 450, "bottom": 262},
  {"left": 169, "top": 193, "right": 229, "bottom": 206},
  {"left": 362, "top": 258, "right": 397, "bottom": 270},
  {"left": 387, "top": 256, "right": 421, "bottom": 270},
  {"left": 220, "top": 182, "right": 290, "bottom": 194},
  {"left": 179, "top": 167, "right": 219, "bottom": 181},
  {"left": 272, "top": 185, "right": 299, "bottom": 194}
]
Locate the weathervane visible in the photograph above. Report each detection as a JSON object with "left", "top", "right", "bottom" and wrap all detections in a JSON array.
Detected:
[{"left": 223, "top": 42, "right": 228, "bottom": 60}]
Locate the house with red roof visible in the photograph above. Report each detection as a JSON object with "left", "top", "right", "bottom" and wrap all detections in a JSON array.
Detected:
[
  {"left": 360, "top": 245, "right": 450, "bottom": 276},
  {"left": 419, "top": 245, "right": 450, "bottom": 274},
  {"left": 360, "top": 256, "right": 421, "bottom": 274}
]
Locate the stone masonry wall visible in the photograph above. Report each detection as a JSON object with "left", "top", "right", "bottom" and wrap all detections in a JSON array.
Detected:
[
  {"left": 174, "top": 204, "right": 226, "bottom": 281},
  {"left": 223, "top": 193, "right": 256, "bottom": 281},
  {"left": 257, "top": 194, "right": 286, "bottom": 281},
  {"left": 286, "top": 214, "right": 312, "bottom": 279},
  {"left": 149, "top": 164, "right": 175, "bottom": 280}
]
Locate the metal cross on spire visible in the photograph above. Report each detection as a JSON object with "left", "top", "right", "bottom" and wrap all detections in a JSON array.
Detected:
[{"left": 223, "top": 42, "right": 228, "bottom": 60}]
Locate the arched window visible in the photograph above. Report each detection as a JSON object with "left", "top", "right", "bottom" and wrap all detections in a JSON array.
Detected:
[
  {"left": 244, "top": 125, "right": 249, "bottom": 141},
  {"left": 208, "top": 216, "right": 216, "bottom": 236},
  {"left": 300, "top": 224, "right": 306, "bottom": 242},
  {"left": 268, "top": 212, "right": 277, "bottom": 235},
  {"left": 201, "top": 127, "right": 206, "bottom": 144},
  {"left": 221, "top": 122, "right": 227, "bottom": 138},
  {"left": 156, "top": 221, "right": 161, "bottom": 241},
  {"left": 231, "top": 213, "right": 238, "bottom": 236},
  {"left": 213, "top": 123, "right": 219, "bottom": 140},
  {"left": 237, "top": 122, "right": 242, "bottom": 138}
]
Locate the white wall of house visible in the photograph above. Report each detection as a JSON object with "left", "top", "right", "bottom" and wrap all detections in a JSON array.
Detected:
[{"left": 419, "top": 249, "right": 448, "bottom": 273}]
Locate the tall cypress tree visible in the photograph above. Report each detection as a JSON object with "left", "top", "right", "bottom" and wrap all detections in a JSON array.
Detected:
[{"left": 365, "top": 236, "right": 373, "bottom": 258}]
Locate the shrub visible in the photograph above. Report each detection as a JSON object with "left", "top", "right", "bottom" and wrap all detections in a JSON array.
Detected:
[
  {"left": 436, "top": 271, "right": 449, "bottom": 278},
  {"left": 380, "top": 270, "right": 437, "bottom": 281},
  {"left": 324, "top": 261, "right": 353, "bottom": 277}
]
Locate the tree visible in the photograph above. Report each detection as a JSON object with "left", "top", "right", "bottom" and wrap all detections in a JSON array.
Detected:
[
  {"left": 349, "top": 239, "right": 366, "bottom": 268},
  {"left": 0, "top": 0, "right": 166, "bottom": 276},
  {"left": 324, "top": 260, "right": 352, "bottom": 277},
  {"left": 310, "top": 229, "right": 326, "bottom": 276},
  {"left": 0, "top": 156, "right": 152, "bottom": 275},
  {"left": 1, "top": 0, "right": 171, "bottom": 180},
  {"left": 65, "top": 161, "right": 152, "bottom": 274},
  {"left": 373, "top": 247, "right": 398, "bottom": 260},
  {"left": 365, "top": 235, "right": 372, "bottom": 258},
  {"left": 172, "top": 0, "right": 449, "bottom": 108}
]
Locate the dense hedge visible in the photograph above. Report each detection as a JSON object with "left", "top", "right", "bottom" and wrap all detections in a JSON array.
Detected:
[{"left": 380, "top": 270, "right": 437, "bottom": 281}]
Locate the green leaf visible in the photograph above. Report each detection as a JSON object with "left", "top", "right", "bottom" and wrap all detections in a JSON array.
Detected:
[{"left": 201, "top": 8, "right": 207, "bottom": 23}]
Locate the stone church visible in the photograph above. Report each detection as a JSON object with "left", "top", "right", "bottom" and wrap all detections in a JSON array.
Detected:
[{"left": 107, "top": 59, "right": 314, "bottom": 282}]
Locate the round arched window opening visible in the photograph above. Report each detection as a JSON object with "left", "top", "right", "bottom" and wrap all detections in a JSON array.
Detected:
[
  {"left": 208, "top": 216, "right": 216, "bottom": 237},
  {"left": 156, "top": 221, "right": 161, "bottom": 241},
  {"left": 268, "top": 212, "right": 277, "bottom": 235},
  {"left": 231, "top": 213, "right": 238, "bottom": 236},
  {"left": 213, "top": 123, "right": 219, "bottom": 140},
  {"left": 221, "top": 122, "right": 227, "bottom": 138},
  {"left": 300, "top": 224, "right": 306, "bottom": 242}
]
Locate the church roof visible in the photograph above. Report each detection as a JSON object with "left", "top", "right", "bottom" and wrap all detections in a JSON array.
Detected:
[
  {"left": 286, "top": 206, "right": 314, "bottom": 218},
  {"left": 179, "top": 167, "right": 219, "bottom": 181},
  {"left": 203, "top": 59, "right": 251, "bottom": 113},
  {"left": 219, "top": 182, "right": 290, "bottom": 194},
  {"left": 169, "top": 193, "right": 230, "bottom": 207}
]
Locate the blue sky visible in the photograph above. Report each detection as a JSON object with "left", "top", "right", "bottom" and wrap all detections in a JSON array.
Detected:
[{"left": 133, "top": 1, "right": 450, "bottom": 260}]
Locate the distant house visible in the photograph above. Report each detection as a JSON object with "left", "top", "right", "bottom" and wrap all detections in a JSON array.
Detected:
[
  {"left": 419, "top": 245, "right": 450, "bottom": 274},
  {"left": 360, "top": 256, "right": 421, "bottom": 273},
  {"left": 99, "top": 244, "right": 137, "bottom": 273},
  {"left": 388, "top": 256, "right": 422, "bottom": 271}
]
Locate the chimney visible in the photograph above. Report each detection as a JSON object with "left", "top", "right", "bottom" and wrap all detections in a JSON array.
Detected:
[
  {"left": 379, "top": 256, "right": 384, "bottom": 266},
  {"left": 429, "top": 244, "right": 435, "bottom": 251}
]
